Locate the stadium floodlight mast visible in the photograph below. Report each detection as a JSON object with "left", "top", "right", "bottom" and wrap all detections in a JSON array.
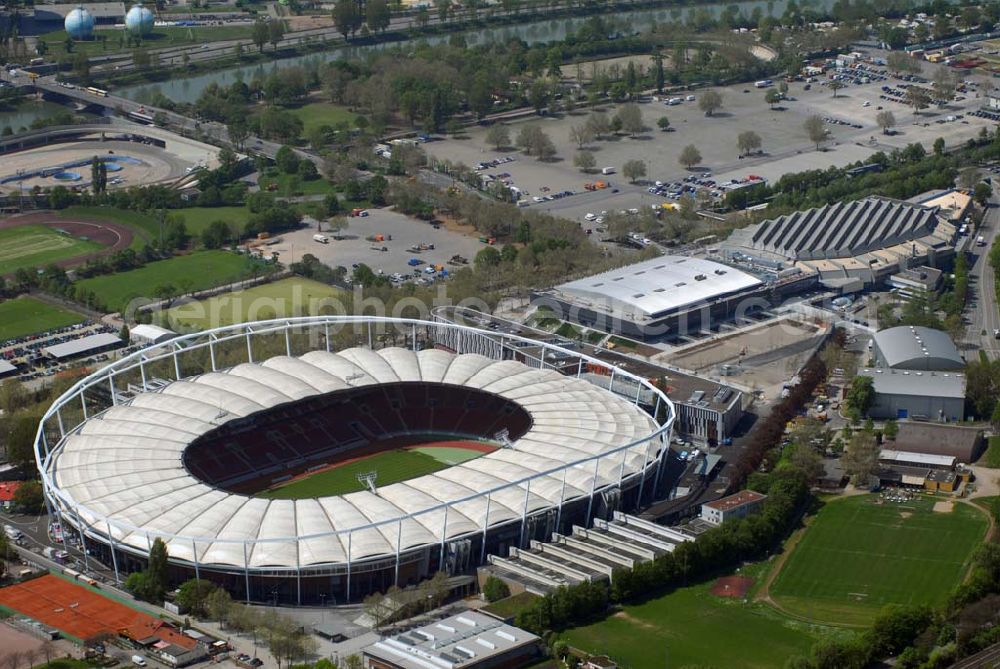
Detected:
[
  {"left": 494, "top": 428, "right": 512, "bottom": 448},
  {"left": 357, "top": 470, "right": 378, "bottom": 495}
]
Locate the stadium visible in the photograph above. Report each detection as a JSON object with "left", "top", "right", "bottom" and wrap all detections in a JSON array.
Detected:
[{"left": 34, "top": 317, "right": 674, "bottom": 605}]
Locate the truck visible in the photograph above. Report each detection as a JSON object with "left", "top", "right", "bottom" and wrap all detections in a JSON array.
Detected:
[
  {"left": 312, "top": 234, "right": 329, "bottom": 244},
  {"left": 601, "top": 166, "right": 616, "bottom": 175}
]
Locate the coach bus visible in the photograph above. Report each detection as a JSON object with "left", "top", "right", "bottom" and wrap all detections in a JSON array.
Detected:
[
  {"left": 86, "top": 86, "right": 108, "bottom": 97},
  {"left": 128, "top": 111, "right": 155, "bottom": 125}
]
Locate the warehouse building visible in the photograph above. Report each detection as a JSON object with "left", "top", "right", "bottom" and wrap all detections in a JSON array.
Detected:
[
  {"left": 129, "top": 324, "right": 178, "bottom": 347},
  {"left": 887, "top": 266, "right": 942, "bottom": 301},
  {"left": 362, "top": 611, "right": 539, "bottom": 669},
  {"left": 871, "top": 326, "right": 964, "bottom": 371},
  {"left": 860, "top": 368, "right": 965, "bottom": 421},
  {"left": 891, "top": 423, "right": 984, "bottom": 463},
  {"left": 41, "top": 332, "right": 122, "bottom": 361},
  {"left": 722, "top": 197, "right": 957, "bottom": 293},
  {"left": 537, "top": 255, "right": 769, "bottom": 340}
]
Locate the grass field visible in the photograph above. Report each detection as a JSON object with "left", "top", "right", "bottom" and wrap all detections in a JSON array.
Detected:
[
  {"left": 260, "top": 448, "right": 463, "bottom": 499},
  {"left": 983, "top": 437, "right": 1000, "bottom": 468},
  {"left": 287, "top": 102, "right": 359, "bottom": 135},
  {"left": 76, "top": 250, "right": 259, "bottom": 312},
  {"left": 561, "top": 574, "right": 819, "bottom": 669},
  {"left": 257, "top": 173, "right": 337, "bottom": 197},
  {"left": 175, "top": 206, "right": 251, "bottom": 235},
  {"left": 0, "top": 225, "right": 102, "bottom": 275},
  {"left": 167, "top": 276, "right": 343, "bottom": 329},
  {"left": 0, "top": 297, "right": 85, "bottom": 341},
  {"left": 38, "top": 25, "right": 254, "bottom": 57},
  {"left": 59, "top": 206, "right": 158, "bottom": 250},
  {"left": 770, "top": 495, "right": 988, "bottom": 626}
]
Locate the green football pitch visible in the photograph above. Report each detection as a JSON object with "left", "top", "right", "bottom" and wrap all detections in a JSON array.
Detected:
[
  {"left": 0, "top": 225, "right": 102, "bottom": 275},
  {"left": 770, "top": 494, "right": 987, "bottom": 625},
  {"left": 167, "top": 277, "right": 344, "bottom": 329},
  {"left": 258, "top": 445, "right": 488, "bottom": 499},
  {"left": 0, "top": 297, "right": 85, "bottom": 341}
]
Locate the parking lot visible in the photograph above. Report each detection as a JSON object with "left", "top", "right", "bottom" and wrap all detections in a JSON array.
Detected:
[
  {"left": 426, "top": 54, "right": 995, "bottom": 229},
  {"left": 269, "top": 209, "right": 486, "bottom": 283}
]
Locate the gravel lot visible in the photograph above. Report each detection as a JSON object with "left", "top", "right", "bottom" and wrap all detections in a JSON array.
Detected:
[
  {"left": 269, "top": 208, "right": 486, "bottom": 280},
  {"left": 426, "top": 57, "right": 994, "bottom": 227}
]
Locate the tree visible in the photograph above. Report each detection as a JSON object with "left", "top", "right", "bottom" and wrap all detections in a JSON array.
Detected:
[
  {"left": 933, "top": 137, "right": 946, "bottom": 155},
  {"left": 622, "top": 159, "right": 646, "bottom": 183},
  {"left": 516, "top": 125, "right": 556, "bottom": 161},
  {"left": 829, "top": 80, "right": 845, "bottom": 97},
  {"left": 573, "top": 150, "right": 596, "bottom": 173},
  {"left": 6, "top": 414, "right": 39, "bottom": 469},
  {"left": 842, "top": 431, "right": 879, "bottom": 483},
  {"left": 616, "top": 102, "right": 644, "bottom": 137},
  {"left": 486, "top": 124, "right": 510, "bottom": 150},
  {"left": 698, "top": 90, "right": 723, "bottom": 117},
  {"left": 875, "top": 110, "right": 896, "bottom": 135},
  {"left": 957, "top": 167, "right": 979, "bottom": 190},
  {"left": 333, "top": 0, "right": 361, "bottom": 38},
  {"left": 482, "top": 575, "right": 510, "bottom": 602},
  {"left": 585, "top": 111, "right": 611, "bottom": 140},
  {"left": 790, "top": 444, "right": 824, "bottom": 483},
  {"left": 252, "top": 19, "right": 269, "bottom": 52},
  {"left": 906, "top": 86, "right": 931, "bottom": 114},
  {"left": 147, "top": 537, "right": 169, "bottom": 601},
  {"left": 737, "top": 130, "right": 762, "bottom": 157},
  {"left": 267, "top": 19, "right": 285, "bottom": 50},
  {"left": 974, "top": 181, "right": 992, "bottom": 207},
  {"left": 882, "top": 419, "right": 898, "bottom": 440},
  {"left": 657, "top": 116, "right": 671, "bottom": 132},
  {"left": 765, "top": 89, "right": 782, "bottom": 109},
  {"left": 227, "top": 119, "right": 249, "bottom": 150},
  {"left": 846, "top": 376, "right": 875, "bottom": 416},
  {"left": 366, "top": 0, "right": 391, "bottom": 33},
  {"left": 72, "top": 51, "right": 90, "bottom": 83},
  {"left": 13, "top": 481, "right": 43, "bottom": 514},
  {"left": 678, "top": 144, "right": 701, "bottom": 169},
  {"left": 804, "top": 114, "right": 827, "bottom": 150},
  {"left": 206, "top": 587, "right": 233, "bottom": 627},
  {"left": 932, "top": 68, "right": 956, "bottom": 105},
  {"left": 568, "top": 123, "right": 594, "bottom": 148},
  {"left": 176, "top": 579, "right": 217, "bottom": 617},
  {"left": 275, "top": 145, "right": 299, "bottom": 174}
]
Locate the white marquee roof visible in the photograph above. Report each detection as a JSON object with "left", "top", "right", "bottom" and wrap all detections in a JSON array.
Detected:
[{"left": 48, "top": 348, "right": 660, "bottom": 570}]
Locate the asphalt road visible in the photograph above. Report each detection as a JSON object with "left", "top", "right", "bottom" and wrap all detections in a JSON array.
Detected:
[{"left": 965, "top": 194, "right": 1000, "bottom": 360}]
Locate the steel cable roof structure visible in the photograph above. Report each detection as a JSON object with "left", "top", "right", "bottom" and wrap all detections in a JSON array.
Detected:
[{"left": 35, "top": 317, "right": 674, "bottom": 604}]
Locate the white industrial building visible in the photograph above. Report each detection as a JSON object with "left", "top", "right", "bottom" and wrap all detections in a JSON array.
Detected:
[
  {"left": 860, "top": 368, "right": 966, "bottom": 421},
  {"left": 871, "top": 326, "right": 964, "bottom": 371},
  {"left": 536, "top": 255, "right": 768, "bottom": 339},
  {"left": 129, "top": 324, "right": 178, "bottom": 346}
]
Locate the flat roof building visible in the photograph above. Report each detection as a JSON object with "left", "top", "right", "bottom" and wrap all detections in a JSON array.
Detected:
[
  {"left": 537, "top": 255, "right": 768, "bottom": 340},
  {"left": 872, "top": 326, "right": 964, "bottom": 371},
  {"left": 700, "top": 490, "right": 767, "bottom": 526},
  {"left": 362, "top": 612, "right": 539, "bottom": 669},
  {"left": 42, "top": 332, "right": 122, "bottom": 361},
  {"left": 892, "top": 423, "right": 984, "bottom": 463},
  {"left": 861, "top": 368, "right": 965, "bottom": 421},
  {"left": 0, "top": 360, "right": 17, "bottom": 379},
  {"left": 879, "top": 449, "right": 956, "bottom": 470}
]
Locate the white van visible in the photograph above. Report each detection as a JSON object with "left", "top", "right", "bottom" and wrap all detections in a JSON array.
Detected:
[
  {"left": 3, "top": 525, "right": 21, "bottom": 541},
  {"left": 312, "top": 234, "right": 329, "bottom": 244},
  {"left": 131, "top": 656, "right": 147, "bottom": 667},
  {"left": 601, "top": 166, "right": 615, "bottom": 175}
]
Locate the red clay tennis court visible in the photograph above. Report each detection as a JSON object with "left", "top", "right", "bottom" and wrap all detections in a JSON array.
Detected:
[
  {"left": 710, "top": 575, "right": 754, "bottom": 598},
  {"left": 0, "top": 574, "right": 156, "bottom": 640}
]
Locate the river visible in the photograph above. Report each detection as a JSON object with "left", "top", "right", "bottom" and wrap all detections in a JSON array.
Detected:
[
  {"left": 0, "top": 99, "right": 95, "bottom": 134},
  {"left": 118, "top": 0, "right": 837, "bottom": 105}
]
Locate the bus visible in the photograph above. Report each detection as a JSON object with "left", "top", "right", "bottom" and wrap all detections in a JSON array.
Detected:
[
  {"left": 128, "top": 111, "right": 155, "bottom": 125},
  {"left": 86, "top": 86, "right": 108, "bottom": 97}
]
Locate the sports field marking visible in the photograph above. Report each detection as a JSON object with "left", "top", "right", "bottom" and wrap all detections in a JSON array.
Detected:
[
  {"left": 0, "top": 225, "right": 102, "bottom": 275},
  {"left": 769, "top": 495, "right": 987, "bottom": 625},
  {"left": 258, "top": 441, "right": 494, "bottom": 499}
]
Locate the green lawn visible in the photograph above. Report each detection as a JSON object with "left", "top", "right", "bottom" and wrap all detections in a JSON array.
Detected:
[
  {"left": 258, "top": 172, "right": 337, "bottom": 197},
  {"left": 76, "top": 250, "right": 259, "bottom": 312},
  {"left": 286, "top": 102, "right": 359, "bottom": 135},
  {"left": 167, "top": 276, "right": 343, "bottom": 329},
  {"left": 39, "top": 24, "right": 253, "bottom": 58},
  {"left": 411, "top": 445, "right": 492, "bottom": 465},
  {"left": 482, "top": 592, "right": 539, "bottom": 621},
  {"left": 176, "top": 206, "right": 250, "bottom": 235},
  {"left": 770, "top": 495, "right": 988, "bottom": 626},
  {"left": 0, "top": 225, "right": 103, "bottom": 275},
  {"left": 982, "top": 437, "right": 1000, "bottom": 468},
  {"left": 0, "top": 297, "right": 85, "bottom": 341},
  {"left": 259, "top": 449, "right": 453, "bottom": 499},
  {"left": 561, "top": 576, "right": 819, "bottom": 669},
  {"left": 59, "top": 206, "right": 158, "bottom": 250}
]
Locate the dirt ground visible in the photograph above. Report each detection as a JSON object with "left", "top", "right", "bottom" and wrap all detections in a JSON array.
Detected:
[
  {"left": 933, "top": 501, "right": 955, "bottom": 513},
  {"left": 0, "top": 625, "right": 47, "bottom": 657}
]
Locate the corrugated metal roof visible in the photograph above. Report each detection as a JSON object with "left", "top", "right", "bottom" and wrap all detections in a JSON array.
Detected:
[
  {"left": 554, "top": 255, "right": 761, "bottom": 319},
  {"left": 879, "top": 449, "right": 955, "bottom": 468},
  {"left": 42, "top": 332, "right": 121, "bottom": 359},
  {"left": 873, "top": 326, "right": 964, "bottom": 370},
  {"left": 861, "top": 368, "right": 966, "bottom": 398}
]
